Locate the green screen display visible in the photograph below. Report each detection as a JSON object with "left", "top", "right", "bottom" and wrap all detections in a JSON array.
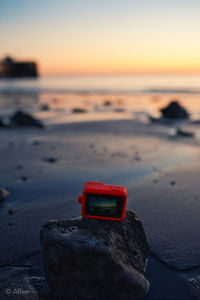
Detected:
[{"left": 85, "top": 194, "right": 123, "bottom": 218}]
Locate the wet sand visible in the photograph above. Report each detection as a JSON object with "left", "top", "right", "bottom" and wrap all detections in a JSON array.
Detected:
[{"left": 0, "top": 117, "right": 200, "bottom": 299}]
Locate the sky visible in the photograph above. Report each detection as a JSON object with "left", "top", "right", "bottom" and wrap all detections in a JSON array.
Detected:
[{"left": 1, "top": 0, "right": 200, "bottom": 75}]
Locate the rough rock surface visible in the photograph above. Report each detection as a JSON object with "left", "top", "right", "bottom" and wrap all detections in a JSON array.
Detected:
[
  {"left": 160, "top": 100, "right": 189, "bottom": 119},
  {"left": 10, "top": 111, "right": 43, "bottom": 128},
  {"left": 0, "top": 188, "right": 9, "bottom": 203},
  {"left": 189, "top": 276, "right": 200, "bottom": 299},
  {"left": 40, "top": 210, "right": 150, "bottom": 300}
]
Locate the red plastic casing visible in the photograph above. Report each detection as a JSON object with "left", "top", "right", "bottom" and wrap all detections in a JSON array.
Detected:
[{"left": 78, "top": 181, "right": 127, "bottom": 221}]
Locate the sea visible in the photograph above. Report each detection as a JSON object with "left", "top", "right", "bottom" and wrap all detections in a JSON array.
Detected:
[{"left": 0, "top": 74, "right": 200, "bottom": 125}]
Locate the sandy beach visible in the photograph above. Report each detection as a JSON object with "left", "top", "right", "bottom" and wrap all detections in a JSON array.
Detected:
[
  {"left": 0, "top": 89, "right": 200, "bottom": 299},
  {"left": 2, "top": 0, "right": 200, "bottom": 297}
]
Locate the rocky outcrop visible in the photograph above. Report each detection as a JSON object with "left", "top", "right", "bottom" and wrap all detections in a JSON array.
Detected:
[
  {"left": 40, "top": 210, "right": 150, "bottom": 300},
  {"left": 10, "top": 111, "right": 43, "bottom": 128},
  {"left": 160, "top": 101, "right": 189, "bottom": 119}
]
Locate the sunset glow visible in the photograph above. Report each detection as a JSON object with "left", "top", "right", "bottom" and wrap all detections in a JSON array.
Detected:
[{"left": 1, "top": 0, "right": 200, "bottom": 75}]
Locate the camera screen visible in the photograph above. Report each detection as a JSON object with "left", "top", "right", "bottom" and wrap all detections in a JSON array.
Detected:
[{"left": 85, "top": 194, "right": 123, "bottom": 218}]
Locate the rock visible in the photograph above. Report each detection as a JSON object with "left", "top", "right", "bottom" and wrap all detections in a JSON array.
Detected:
[
  {"left": 8, "top": 209, "right": 14, "bottom": 215},
  {"left": 0, "top": 118, "right": 6, "bottom": 127},
  {"left": 0, "top": 188, "right": 9, "bottom": 203},
  {"left": 103, "top": 100, "right": 112, "bottom": 106},
  {"left": 160, "top": 101, "right": 189, "bottom": 119},
  {"left": 72, "top": 108, "right": 87, "bottom": 113},
  {"left": 189, "top": 276, "right": 200, "bottom": 299},
  {"left": 40, "top": 104, "right": 50, "bottom": 111},
  {"left": 10, "top": 110, "right": 44, "bottom": 128},
  {"left": 21, "top": 176, "right": 28, "bottom": 181},
  {"left": 176, "top": 128, "right": 194, "bottom": 138},
  {"left": 40, "top": 210, "right": 150, "bottom": 300},
  {"left": 43, "top": 157, "right": 57, "bottom": 163}
]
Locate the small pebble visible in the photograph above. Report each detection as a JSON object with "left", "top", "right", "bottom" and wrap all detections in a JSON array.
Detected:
[
  {"left": 0, "top": 188, "right": 9, "bottom": 203},
  {"left": 43, "top": 157, "right": 57, "bottom": 163},
  {"left": 103, "top": 100, "right": 112, "bottom": 106}
]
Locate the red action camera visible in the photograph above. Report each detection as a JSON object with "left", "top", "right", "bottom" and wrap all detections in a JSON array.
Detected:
[{"left": 78, "top": 181, "right": 127, "bottom": 221}]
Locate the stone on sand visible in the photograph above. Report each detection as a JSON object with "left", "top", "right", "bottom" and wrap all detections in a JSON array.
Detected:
[
  {"left": 10, "top": 111, "right": 44, "bottom": 128},
  {"left": 72, "top": 107, "right": 87, "bottom": 113},
  {"left": 160, "top": 100, "right": 189, "bottom": 119},
  {"left": 0, "top": 119, "right": 6, "bottom": 128},
  {"left": 0, "top": 188, "right": 9, "bottom": 203},
  {"left": 176, "top": 128, "right": 194, "bottom": 138},
  {"left": 40, "top": 210, "right": 150, "bottom": 300},
  {"left": 103, "top": 100, "right": 112, "bottom": 106},
  {"left": 40, "top": 104, "right": 50, "bottom": 111},
  {"left": 189, "top": 276, "right": 200, "bottom": 299}
]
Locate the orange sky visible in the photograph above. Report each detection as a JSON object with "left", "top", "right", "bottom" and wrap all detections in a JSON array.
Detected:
[{"left": 1, "top": 0, "right": 200, "bottom": 75}]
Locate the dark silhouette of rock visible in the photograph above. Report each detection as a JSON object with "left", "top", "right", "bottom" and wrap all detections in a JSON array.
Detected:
[
  {"left": 40, "top": 210, "right": 150, "bottom": 300},
  {"left": 72, "top": 108, "right": 87, "bottom": 113},
  {"left": 103, "top": 100, "right": 112, "bottom": 106},
  {"left": 0, "top": 119, "right": 6, "bottom": 127},
  {"left": 40, "top": 104, "right": 50, "bottom": 111},
  {"left": 0, "top": 188, "right": 9, "bottom": 203},
  {"left": 170, "top": 181, "right": 176, "bottom": 186},
  {"left": 8, "top": 209, "right": 14, "bottom": 215},
  {"left": 21, "top": 176, "right": 28, "bottom": 181},
  {"left": 10, "top": 111, "right": 43, "bottom": 128},
  {"left": 43, "top": 157, "right": 57, "bottom": 163},
  {"left": 160, "top": 101, "right": 189, "bottom": 119},
  {"left": 176, "top": 128, "right": 194, "bottom": 138}
]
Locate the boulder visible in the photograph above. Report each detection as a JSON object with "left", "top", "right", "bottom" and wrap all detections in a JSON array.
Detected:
[
  {"left": 10, "top": 111, "right": 43, "bottom": 128},
  {"left": 160, "top": 101, "right": 189, "bottom": 119},
  {"left": 40, "top": 210, "right": 150, "bottom": 300}
]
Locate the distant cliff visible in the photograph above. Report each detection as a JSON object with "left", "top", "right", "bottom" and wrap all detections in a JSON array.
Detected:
[{"left": 0, "top": 56, "right": 38, "bottom": 78}]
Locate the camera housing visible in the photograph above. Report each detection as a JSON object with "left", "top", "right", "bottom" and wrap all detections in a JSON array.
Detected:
[{"left": 78, "top": 181, "right": 127, "bottom": 220}]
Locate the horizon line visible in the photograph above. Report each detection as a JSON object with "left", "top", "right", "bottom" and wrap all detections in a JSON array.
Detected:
[{"left": 41, "top": 71, "right": 200, "bottom": 76}]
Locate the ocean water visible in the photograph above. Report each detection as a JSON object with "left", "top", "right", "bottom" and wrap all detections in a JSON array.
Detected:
[
  {"left": 0, "top": 74, "right": 200, "bottom": 124},
  {"left": 1, "top": 74, "right": 200, "bottom": 94}
]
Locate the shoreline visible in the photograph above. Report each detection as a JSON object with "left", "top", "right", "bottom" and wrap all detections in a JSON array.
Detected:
[{"left": 0, "top": 117, "right": 200, "bottom": 299}]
